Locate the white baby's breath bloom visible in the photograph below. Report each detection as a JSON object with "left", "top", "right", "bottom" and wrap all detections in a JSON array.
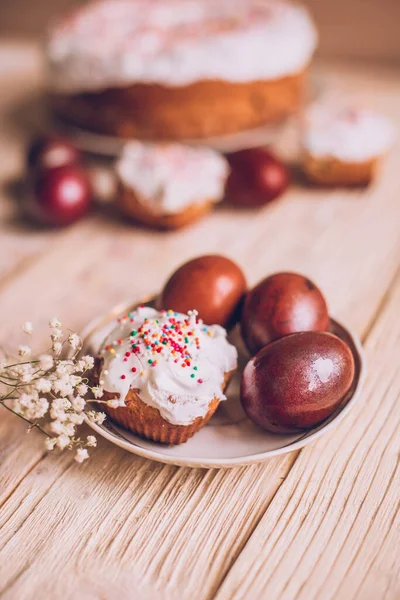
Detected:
[
  {"left": 92, "top": 386, "right": 104, "bottom": 399},
  {"left": 51, "top": 328, "right": 63, "bottom": 342},
  {"left": 68, "top": 413, "right": 84, "bottom": 425},
  {"left": 52, "top": 397, "right": 71, "bottom": 412},
  {"left": 18, "top": 345, "right": 31, "bottom": 357},
  {"left": 52, "top": 376, "right": 73, "bottom": 397},
  {"left": 71, "top": 396, "right": 85, "bottom": 412},
  {"left": 22, "top": 321, "right": 33, "bottom": 335},
  {"left": 56, "top": 435, "right": 70, "bottom": 450},
  {"left": 87, "top": 411, "right": 106, "bottom": 425},
  {"left": 107, "top": 398, "right": 125, "bottom": 409},
  {"left": 68, "top": 333, "right": 81, "bottom": 350},
  {"left": 35, "top": 378, "right": 52, "bottom": 393},
  {"left": 86, "top": 436, "right": 97, "bottom": 447},
  {"left": 56, "top": 361, "right": 75, "bottom": 377},
  {"left": 52, "top": 341, "right": 63, "bottom": 356},
  {"left": 45, "top": 437, "right": 57, "bottom": 451},
  {"left": 80, "top": 356, "right": 94, "bottom": 370},
  {"left": 50, "top": 420, "right": 64, "bottom": 435},
  {"left": 39, "top": 354, "right": 54, "bottom": 371},
  {"left": 76, "top": 383, "right": 88, "bottom": 397},
  {"left": 49, "top": 318, "right": 61, "bottom": 328},
  {"left": 50, "top": 407, "right": 67, "bottom": 422},
  {"left": 75, "top": 448, "right": 89, "bottom": 463},
  {"left": 63, "top": 423, "right": 76, "bottom": 437}
]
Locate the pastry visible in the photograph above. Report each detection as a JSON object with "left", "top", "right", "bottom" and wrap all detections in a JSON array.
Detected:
[
  {"left": 47, "top": 0, "right": 318, "bottom": 139},
  {"left": 116, "top": 141, "right": 228, "bottom": 229},
  {"left": 95, "top": 306, "right": 237, "bottom": 444},
  {"left": 302, "top": 101, "right": 395, "bottom": 186}
]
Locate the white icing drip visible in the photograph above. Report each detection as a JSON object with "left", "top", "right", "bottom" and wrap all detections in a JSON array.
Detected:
[
  {"left": 98, "top": 307, "right": 237, "bottom": 425},
  {"left": 47, "top": 0, "right": 317, "bottom": 92},
  {"left": 116, "top": 142, "right": 228, "bottom": 215},
  {"left": 303, "top": 102, "right": 395, "bottom": 162}
]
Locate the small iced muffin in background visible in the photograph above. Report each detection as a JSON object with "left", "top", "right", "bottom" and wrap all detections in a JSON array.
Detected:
[
  {"left": 116, "top": 142, "right": 229, "bottom": 229},
  {"left": 302, "top": 101, "right": 395, "bottom": 186}
]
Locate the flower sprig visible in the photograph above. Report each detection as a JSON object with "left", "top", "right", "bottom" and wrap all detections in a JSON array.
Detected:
[{"left": 0, "top": 319, "right": 121, "bottom": 463}]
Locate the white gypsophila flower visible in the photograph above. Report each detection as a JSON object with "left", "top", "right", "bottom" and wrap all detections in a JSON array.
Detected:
[
  {"left": 52, "top": 376, "right": 73, "bottom": 397},
  {"left": 86, "top": 436, "right": 97, "bottom": 447},
  {"left": 69, "top": 375, "right": 82, "bottom": 388},
  {"left": 49, "top": 318, "right": 61, "bottom": 328},
  {"left": 35, "top": 378, "right": 52, "bottom": 393},
  {"left": 63, "top": 423, "right": 76, "bottom": 437},
  {"left": 76, "top": 383, "right": 88, "bottom": 396},
  {"left": 39, "top": 354, "right": 54, "bottom": 371},
  {"left": 16, "top": 395, "right": 49, "bottom": 421},
  {"left": 52, "top": 342, "right": 62, "bottom": 356},
  {"left": 92, "top": 386, "right": 104, "bottom": 399},
  {"left": 52, "top": 397, "right": 71, "bottom": 412},
  {"left": 50, "top": 420, "right": 64, "bottom": 435},
  {"left": 55, "top": 361, "right": 75, "bottom": 377},
  {"left": 68, "top": 413, "right": 85, "bottom": 425},
  {"left": 75, "top": 448, "right": 89, "bottom": 463},
  {"left": 50, "top": 407, "right": 67, "bottom": 422},
  {"left": 20, "top": 366, "right": 34, "bottom": 384},
  {"left": 87, "top": 411, "right": 106, "bottom": 425},
  {"left": 68, "top": 333, "right": 81, "bottom": 350},
  {"left": 71, "top": 396, "right": 85, "bottom": 412},
  {"left": 80, "top": 356, "right": 94, "bottom": 370},
  {"left": 18, "top": 345, "right": 31, "bottom": 357},
  {"left": 56, "top": 435, "right": 70, "bottom": 450},
  {"left": 22, "top": 321, "right": 33, "bottom": 335},
  {"left": 107, "top": 398, "right": 125, "bottom": 409},
  {"left": 51, "top": 328, "right": 63, "bottom": 342},
  {"left": 45, "top": 437, "right": 57, "bottom": 451}
]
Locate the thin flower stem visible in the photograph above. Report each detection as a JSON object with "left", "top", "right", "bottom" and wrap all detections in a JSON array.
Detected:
[{"left": 0, "top": 401, "right": 51, "bottom": 437}]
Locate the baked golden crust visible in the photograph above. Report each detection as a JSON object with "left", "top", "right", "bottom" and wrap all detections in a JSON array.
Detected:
[
  {"left": 102, "top": 371, "right": 233, "bottom": 445},
  {"left": 51, "top": 70, "right": 307, "bottom": 140},
  {"left": 118, "top": 185, "right": 215, "bottom": 230},
  {"left": 303, "top": 152, "right": 379, "bottom": 186}
]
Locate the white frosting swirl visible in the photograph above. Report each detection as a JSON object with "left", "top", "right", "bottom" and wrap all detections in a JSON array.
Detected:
[
  {"left": 116, "top": 142, "right": 228, "bottom": 215},
  {"left": 98, "top": 306, "right": 237, "bottom": 425},
  {"left": 47, "top": 0, "right": 317, "bottom": 92},
  {"left": 303, "top": 102, "right": 395, "bottom": 162}
]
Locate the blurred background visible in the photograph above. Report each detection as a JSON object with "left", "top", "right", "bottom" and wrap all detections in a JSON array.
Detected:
[{"left": 1, "top": 0, "right": 399, "bottom": 62}]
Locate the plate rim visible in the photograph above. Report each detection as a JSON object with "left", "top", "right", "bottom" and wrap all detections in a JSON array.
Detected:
[{"left": 81, "top": 297, "right": 366, "bottom": 469}]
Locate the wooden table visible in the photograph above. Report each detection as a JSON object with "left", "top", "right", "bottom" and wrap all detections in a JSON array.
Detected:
[{"left": 0, "top": 42, "right": 399, "bottom": 600}]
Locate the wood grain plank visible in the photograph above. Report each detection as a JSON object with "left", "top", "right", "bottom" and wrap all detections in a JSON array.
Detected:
[{"left": 215, "top": 270, "right": 400, "bottom": 600}]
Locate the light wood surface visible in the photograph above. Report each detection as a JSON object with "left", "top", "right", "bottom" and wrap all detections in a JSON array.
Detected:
[{"left": 0, "top": 42, "right": 399, "bottom": 600}]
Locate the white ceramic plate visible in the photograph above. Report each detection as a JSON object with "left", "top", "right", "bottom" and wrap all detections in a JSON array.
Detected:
[{"left": 82, "top": 297, "right": 365, "bottom": 469}]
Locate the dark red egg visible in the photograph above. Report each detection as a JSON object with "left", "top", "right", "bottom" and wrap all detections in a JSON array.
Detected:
[
  {"left": 241, "top": 331, "right": 355, "bottom": 433},
  {"left": 241, "top": 272, "right": 329, "bottom": 355},
  {"left": 158, "top": 255, "right": 246, "bottom": 327},
  {"left": 28, "top": 165, "right": 92, "bottom": 227},
  {"left": 226, "top": 148, "right": 289, "bottom": 207},
  {"left": 27, "top": 135, "right": 81, "bottom": 171}
]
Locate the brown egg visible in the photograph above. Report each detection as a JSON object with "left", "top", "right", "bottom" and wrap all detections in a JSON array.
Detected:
[
  {"left": 241, "top": 331, "right": 355, "bottom": 433},
  {"left": 241, "top": 272, "right": 329, "bottom": 354},
  {"left": 158, "top": 255, "right": 246, "bottom": 327}
]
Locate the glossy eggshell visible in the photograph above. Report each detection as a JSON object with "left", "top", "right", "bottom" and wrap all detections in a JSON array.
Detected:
[
  {"left": 158, "top": 255, "right": 247, "bottom": 327},
  {"left": 241, "top": 331, "right": 355, "bottom": 433},
  {"left": 241, "top": 272, "right": 329, "bottom": 354},
  {"left": 225, "top": 148, "right": 290, "bottom": 207}
]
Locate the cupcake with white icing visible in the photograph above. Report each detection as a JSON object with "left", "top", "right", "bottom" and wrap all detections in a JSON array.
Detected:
[
  {"left": 302, "top": 100, "right": 395, "bottom": 186},
  {"left": 95, "top": 306, "right": 237, "bottom": 444},
  {"left": 116, "top": 141, "right": 229, "bottom": 229}
]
